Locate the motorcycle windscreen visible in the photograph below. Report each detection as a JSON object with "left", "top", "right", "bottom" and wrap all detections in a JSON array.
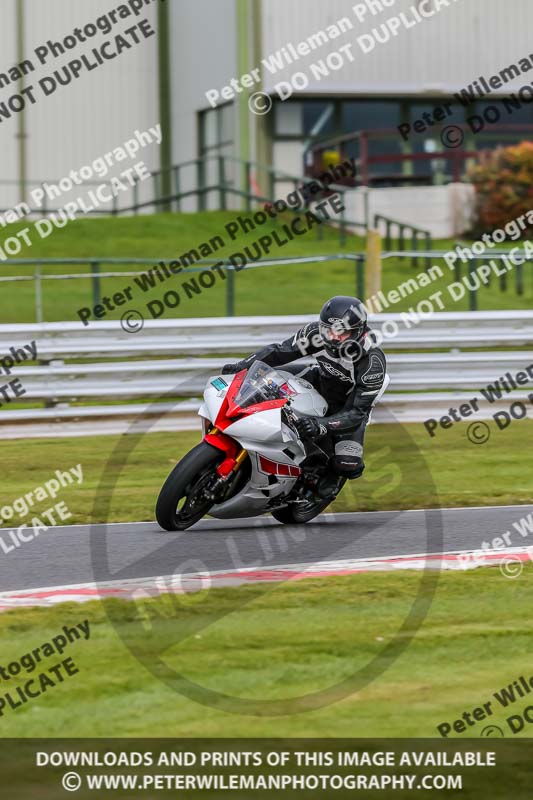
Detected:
[{"left": 233, "top": 361, "right": 294, "bottom": 409}]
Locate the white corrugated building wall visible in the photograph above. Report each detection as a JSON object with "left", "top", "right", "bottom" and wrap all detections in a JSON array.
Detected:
[{"left": 0, "top": 0, "right": 532, "bottom": 228}]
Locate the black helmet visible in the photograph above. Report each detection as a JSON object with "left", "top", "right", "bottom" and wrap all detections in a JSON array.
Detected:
[{"left": 319, "top": 296, "right": 368, "bottom": 357}]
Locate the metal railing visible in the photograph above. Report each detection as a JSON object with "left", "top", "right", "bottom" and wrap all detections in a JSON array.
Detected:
[
  {"left": 380, "top": 250, "right": 533, "bottom": 311},
  {"left": 3, "top": 310, "right": 532, "bottom": 357},
  {"left": 0, "top": 255, "right": 366, "bottom": 323},
  {"left": 1, "top": 246, "right": 531, "bottom": 322},
  {"left": 0, "top": 156, "right": 361, "bottom": 247},
  {"left": 4, "top": 391, "right": 533, "bottom": 436},
  {"left": 5, "top": 350, "right": 533, "bottom": 401},
  {"left": 374, "top": 215, "right": 432, "bottom": 268},
  {"left": 308, "top": 124, "right": 533, "bottom": 186},
  {"left": 0, "top": 312, "right": 531, "bottom": 427}
]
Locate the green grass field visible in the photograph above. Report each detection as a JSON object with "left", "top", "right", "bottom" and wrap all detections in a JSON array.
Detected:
[
  {"left": 2, "top": 212, "right": 532, "bottom": 322},
  {"left": 0, "top": 403, "right": 530, "bottom": 750},
  {"left": 0, "top": 419, "right": 531, "bottom": 526},
  {"left": 0, "top": 568, "right": 532, "bottom": 738},
  {"left": 1, "top": 207, "right": 531, "bottom": 757}
]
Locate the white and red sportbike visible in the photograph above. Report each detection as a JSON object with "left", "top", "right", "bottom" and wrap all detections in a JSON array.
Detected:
[{"left": 156, "top": 361, "right": 348, "bottom": 531}]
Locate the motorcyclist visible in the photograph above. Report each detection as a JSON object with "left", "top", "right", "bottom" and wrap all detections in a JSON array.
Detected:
[{"left": 221, "top": 296, "right": 388, "bottom": 500}]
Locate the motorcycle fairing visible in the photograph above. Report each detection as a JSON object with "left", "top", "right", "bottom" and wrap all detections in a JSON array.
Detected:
[{"left": 196, "top": 364, "right": 327, "bottom": 518}]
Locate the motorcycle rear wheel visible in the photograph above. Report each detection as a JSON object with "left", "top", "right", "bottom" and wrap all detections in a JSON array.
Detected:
[
  {"left": 155, "top": 442, "right": 222, "bottom": 531},
  {"left": 271, "top": 497, "right": 332, "bottom": 524},
  {"left": 271, "top": 478, "right": 346, "bottom": 524}
]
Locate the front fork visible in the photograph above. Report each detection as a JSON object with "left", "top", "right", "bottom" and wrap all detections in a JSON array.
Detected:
[{"left": 203, "top": 427, "right": 248, "bottom": 501}]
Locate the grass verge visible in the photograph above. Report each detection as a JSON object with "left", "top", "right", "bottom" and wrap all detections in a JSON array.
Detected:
[
  {"left": 0, "top": 419, "right": 531, "bottom": 526},
  {"left": 0, "top": 568, "right": 531, "bottom": 738},
  {"left": 2, "top": 212, "right": 531, "bottom": 322}
]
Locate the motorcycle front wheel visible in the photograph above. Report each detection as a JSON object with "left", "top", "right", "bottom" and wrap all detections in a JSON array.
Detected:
[{"left": 155, "top": 442, "right": 223, "bottom": 531}]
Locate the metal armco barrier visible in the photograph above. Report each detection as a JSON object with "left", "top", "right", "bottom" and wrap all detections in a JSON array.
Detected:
[
  {"left": 0, "top": 311, "right": 532, "bottom": 435},
  {"left": 5, "top": 350, "right": 533, "bottom": 400},
  {"left": 0, "top": 310, "right": 532, "bottom": 356}
]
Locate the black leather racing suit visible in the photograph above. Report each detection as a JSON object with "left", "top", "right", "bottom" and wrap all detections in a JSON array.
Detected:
[{"left": 232, "top": 321, "right": 387, "bottom": 479}]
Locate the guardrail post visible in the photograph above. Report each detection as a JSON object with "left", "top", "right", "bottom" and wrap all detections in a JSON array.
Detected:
[
  {"left": 35, "top": 265, "right": 43, "bottom": 323},
  {"left": 398, "top": 224, "right": 405, "bottom": 252},
  {"left": 425, "top": 232, "right": 432, "bottom": 272},
  {"left": 516, "top": 261, "right": 524, "bottom": 295},
  {"left": 411, "top": 230, "right": 418, "bottom": 269},
  {"left": 468, "top": 260, "right": 478, "bottom": 311},
  {"left": 91, "top": 262, "right": 101, "bottom": 307},
  {"left": 365, "top": 229, "right": 381, "bottom": 301},
  {"left": 499, "top": 259, "right": 507, "bottom": 292},
  {"left": 226, "top": 267, "right": 235, "bottom": 316},
  {"left": 385, "top": 219, "right": 391, "bottom": 251}
]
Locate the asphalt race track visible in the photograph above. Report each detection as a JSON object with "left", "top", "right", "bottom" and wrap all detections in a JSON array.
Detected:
[{"left": 1, "top": 505, "right": 532, "bottom": 593}]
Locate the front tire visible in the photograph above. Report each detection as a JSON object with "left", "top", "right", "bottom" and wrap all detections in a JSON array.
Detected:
[{"left": 156, "top": 442, "right": 222, "bottom": 531}]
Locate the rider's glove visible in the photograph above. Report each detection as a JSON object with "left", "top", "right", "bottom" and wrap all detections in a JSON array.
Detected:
[
  {"left": 221, "top": 362, "right": 245, "bottom": 375},
  {"left": 293, "top": 415, "right": 328, "bottom": 440}
]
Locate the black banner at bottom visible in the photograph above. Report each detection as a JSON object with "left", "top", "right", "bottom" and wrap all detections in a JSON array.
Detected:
[{"left": 0, "top": 739, "right": 531, "bottom": 798}]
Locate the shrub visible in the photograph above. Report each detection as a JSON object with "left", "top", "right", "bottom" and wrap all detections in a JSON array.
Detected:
[{"left": 468, "top": 141, "right": 533, "bottom": 237}]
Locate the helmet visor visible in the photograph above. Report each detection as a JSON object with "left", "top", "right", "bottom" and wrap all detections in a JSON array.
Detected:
[{"left": 319, "top": 320, "right": 364, "bottom": 345}]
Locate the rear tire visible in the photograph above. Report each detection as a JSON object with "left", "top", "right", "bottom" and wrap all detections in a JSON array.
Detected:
[
  {"left": 271, "top": 497, "right": 332, "bottom": 525},
  {"left": 156, "top": 442, "right": 222, "bottom": 531}
]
